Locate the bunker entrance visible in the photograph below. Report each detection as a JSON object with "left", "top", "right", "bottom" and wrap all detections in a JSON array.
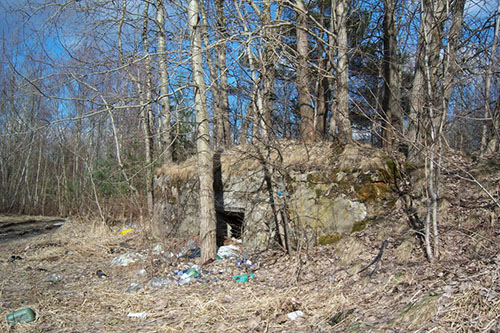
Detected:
[{"left": 216, "top": 211, "right": 244, "bottom": 247}]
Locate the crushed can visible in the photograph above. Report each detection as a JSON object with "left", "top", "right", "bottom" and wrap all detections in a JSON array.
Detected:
[{"left": 6, "top": 307, "right": 36, "bottom": 325}]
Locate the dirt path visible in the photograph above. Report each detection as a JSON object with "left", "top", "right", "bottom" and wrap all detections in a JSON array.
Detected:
[{"left": 0, "top": 216, "right": 67, "bottom": 244}]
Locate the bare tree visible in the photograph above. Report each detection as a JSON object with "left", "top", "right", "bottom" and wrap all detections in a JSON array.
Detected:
[
  {"left": 156, "top": 0, "right": 173, "bottom": 163},
  {"left": 381, "top": 0, "right": 403, "bottom": 151},
  {"left": 140, "top": 1, "right": 155, "bottom": 216},
  {"left": 330, "top": 0, "right": 352, "bottom": 144},
  {"left": 480, "top": 0, "right": 500, "bottom": 156},
  {"left": 215, "top": 0, "right": 232, "bottom": 147},
  {"left": 189, "top": 0, "right": 217, "bottom": 262},
  {"left": 296, "top": 0, "right": 315, "bottom": 142}
]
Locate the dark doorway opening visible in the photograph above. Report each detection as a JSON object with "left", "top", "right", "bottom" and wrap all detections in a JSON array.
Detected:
[{"left": 216, "top": 211, "right": 244, "bottom": 247}]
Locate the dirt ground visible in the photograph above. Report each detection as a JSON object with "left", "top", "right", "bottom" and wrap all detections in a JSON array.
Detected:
[{"left": 0, "top": 209, "right": 498, "bottom": 332}]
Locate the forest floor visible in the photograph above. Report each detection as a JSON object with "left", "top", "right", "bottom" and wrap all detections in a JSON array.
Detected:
[
  {"left": 0, "top": 157, "right": 499, "bottom": 332},
  {"left": 1, "top": 211, "right": 498, "bottom": 332}
]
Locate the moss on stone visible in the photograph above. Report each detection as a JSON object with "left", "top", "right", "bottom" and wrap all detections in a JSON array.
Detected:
[
  {"left": 355, "top": 182, "right": 388, "bottom": 202},
  {"left": 351, "top": 219, "right": 369, "bottom": 233},
  {"left": 351, "top": 217, "right": 381, "bottom": 233},
  {"left": 306, "top": 172, "right": 324, "bottom": 188},
  {"left": 318, "top": 233, "right": 342, "bottom": 245}
]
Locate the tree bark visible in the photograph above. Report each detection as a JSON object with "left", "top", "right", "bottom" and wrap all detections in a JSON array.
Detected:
[
  {"left": 314, "top": 0, "right": 329, "bottom": 140},
  {"left": 296, "top": 0, "right": 315, "bottom": 142},
  {"left": 381, "top": 0, "right": 403, "bottom": 151},
  {"left": 331, "top": 0, "right": 352, "bottom": 144},
  {"left": 156, "top": 0, "right": 173, "bottom": 163},
  {"left": 260, "top": 0, "right": 276, "bottom": 142},
  {"left": 189, "top": 0, "right": 217, "bottom": 262},
  {"left": 215, "top": 0, "right": 232, "bottom": 148},
  {"left": 480, "top": 0, "right": 500, "bottom": 157},
  {"left": 142, "top": 1, "right": 154, "bottom": 216}
]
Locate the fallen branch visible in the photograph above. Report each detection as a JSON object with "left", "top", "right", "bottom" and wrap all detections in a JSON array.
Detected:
[{"left": 359, "top": 240, "right": 387, "bottom": 277}]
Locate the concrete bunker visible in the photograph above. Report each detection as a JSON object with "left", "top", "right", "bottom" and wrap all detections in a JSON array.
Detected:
[{"left": 153, "top": 143, "right": 393, "bottom": 250}]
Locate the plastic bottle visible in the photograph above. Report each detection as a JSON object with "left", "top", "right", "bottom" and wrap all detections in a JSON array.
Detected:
[{"left": 6, "top": 307, "right": 36, "bottom": 324}]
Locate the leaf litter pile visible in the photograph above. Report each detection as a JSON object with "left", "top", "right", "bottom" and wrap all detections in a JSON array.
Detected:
[{"left": 1, "top": 157, "right": 499, "bottom": 332}]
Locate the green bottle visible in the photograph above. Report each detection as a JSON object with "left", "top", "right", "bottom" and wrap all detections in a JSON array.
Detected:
[{"left": 6, "top": 307, "right": 36, "bottom": 325}]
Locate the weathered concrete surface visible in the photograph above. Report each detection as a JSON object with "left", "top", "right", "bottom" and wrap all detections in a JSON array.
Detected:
[{"left": 153, "top": 143, "right": 394, "bottom": 250}]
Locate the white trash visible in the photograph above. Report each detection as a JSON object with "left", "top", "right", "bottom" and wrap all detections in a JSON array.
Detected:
[
  {"left": 217, "top": 245, "right": 242, "bottom": 259},
  {"left": 287, "top": 311, "right": 304, "bottom": 321},
  {"left": 111, "top": 252, "right": 145, "bottom": 266},
  {"left": 152, "top": 244, "right": 164, "bottom": 255},
  {"left": 127, "top": 312, "right": 147, "bottom": 319}
]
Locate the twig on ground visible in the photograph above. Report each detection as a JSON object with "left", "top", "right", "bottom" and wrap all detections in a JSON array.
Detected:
[{"left": 358, "top": 240, "right": 387, "bottom": 277}]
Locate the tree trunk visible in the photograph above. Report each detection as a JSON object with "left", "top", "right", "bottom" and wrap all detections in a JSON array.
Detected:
[
  {"left": 215, "top": 0, "right": 232, "bottom": 148},
  {"left": 481, "top": 0, "right": 500, "bottom": 157},
  {"left": 260, "top": 0, "right": 276, "bottom": 142},
  {"left": 314, "top": 1, "right": 329, "bottom": 140},
  {"left": 331, "top": 0, "right": 352, "bottom": 144},
  {"left": 156, "top": 0, "right": 173, "bottom": 163},
  {"left": 199, "top": 0, "right": 222, "bottom": 147},
  {"left": 381, "top": 0, "right": 403, "bottom": 151},
  {"left": 296, "top": 0, "right": 315, "bottom": 142},
  {"left": 142, "top": 1, "right": 154, "bottom": 216},
  {"left": 189, "top": 0, "right": 217, "bottom": 262}
]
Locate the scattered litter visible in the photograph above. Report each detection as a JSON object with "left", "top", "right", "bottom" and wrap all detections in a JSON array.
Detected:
[
  {"left": 217, "top": 245, "right": 242, "bottom": 259},
  {"left": 45, "top": 275, "right": 62, "bottom": 282},
  {"left": 137, "top": 269, "right": 147, "bottom": 276},
  {"left": 152, "top": 244, "right": 163, "bottom": 255},
  {"left": 150, "top": 277, "right": 171, "bottom": 288},
  {"left": 127, "top": 282, "right": 143, "bottom": 292},
  {"left": 185, "top": 239, "right": 196, "bottom": 249},
  {"left": 127, "top": 312, "right": 147, "bottom": 319},
  {"left": 53, "top": 221, "right": 65, "bottom": 227},
  {"left": 111, "top": 252, "right": 145, "bottom": 266},
  {"left": 178, "top": 276, "right": 192, "bottom": 285},
  {"left": 287, "top": 310, "right": 304, "bottom": 321},
  {"left": 186, "top": 247, "right": 201, "bottom": 258},
  {"left": 120, "top": 228, "right": 132, "bottom": 235},
  {"left": 232, "top": 274, "right": 255, "bottom": 283},
  {"left": 185, "top": 266, "right": 200, "bottom": 278},
  {"left": 8, "top": 255, "right": 22, "bottom": 262},
  {"left": 177, "top": 240, "right": 200, "bottom": 258},
  {"left": 6, "top": 307, "right": 36, "bottom": 325},
  {"left": 65, "top": 250, "right": 72, "bottom": 255},
  {"left": 24, "top": 245, "right": 31, "bottom": 251},
  {"left": 96, "top": 270, "right": 107, "bottom": 278}
]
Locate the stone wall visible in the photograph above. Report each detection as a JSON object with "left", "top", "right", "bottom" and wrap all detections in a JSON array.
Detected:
[{"left": 153, "top": 143, "right": 395, "bottom": 250}]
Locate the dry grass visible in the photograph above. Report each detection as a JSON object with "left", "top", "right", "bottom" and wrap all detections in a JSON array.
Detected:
[
  {"left": 1, "top": 211, "right": 498, "bottom": 332},
  {"left": 155, "top": 141, "right": 349, "bottom": 182},
  {"left": 155, "top": 157, "right": 197, "bottom": 182}
]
